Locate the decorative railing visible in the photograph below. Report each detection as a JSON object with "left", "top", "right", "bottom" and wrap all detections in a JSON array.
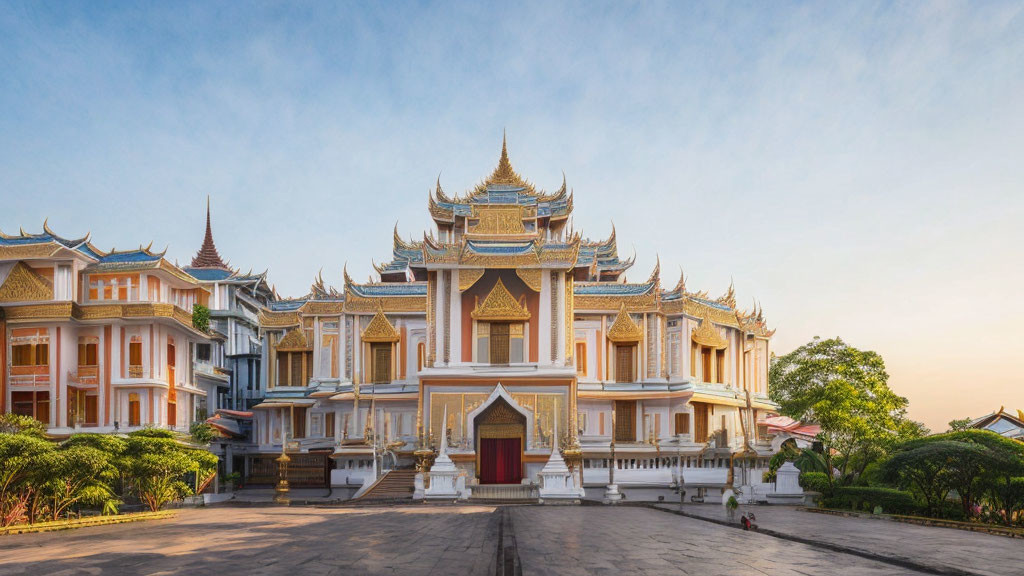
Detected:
[
  {"left": 128, "top": 365, "right": 144, "bottom": 378},
  {"left": 68, "top": 366, "right": 99, "bottom": 385},
  {"left": 8, "top": 366, "right": 49, "bottom": 386}
]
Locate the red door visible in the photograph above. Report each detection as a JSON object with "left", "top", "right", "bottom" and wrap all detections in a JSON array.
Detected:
[{"left": 479, "top": 438, "right": 522, "bottom": 484}]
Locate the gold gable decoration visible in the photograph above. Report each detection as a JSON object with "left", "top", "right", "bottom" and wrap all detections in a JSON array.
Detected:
[
  {"left": 606, "top": 303, "right": 643, "bottom": 343},
  {"left": 276, "top": 326, "right": 310, "bottom": 351},
  {"left": 467, "top": 205, "right": 527, "bottom": 235},
  {"left": 0, "top": 262, "right": 54, "bottom": 303},
  {"left": 515, "top": 269, "right": 542, "bottom": 292},
  {"left": 691, "top": 314, "right": 728, "bottom": 349},
  {"left": 362, "top": 307, "right": 400, "bottom": 343},
  {"left": 471, "top": 278, "right": 531, "bottom": 322},
  {"left": 459, "top": 268, "right": 486, "bottom": 291}
]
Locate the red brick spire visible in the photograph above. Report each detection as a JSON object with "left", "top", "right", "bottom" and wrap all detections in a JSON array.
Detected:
[{"left": 190, "top": 196, "right": 229, "bottom": 269}]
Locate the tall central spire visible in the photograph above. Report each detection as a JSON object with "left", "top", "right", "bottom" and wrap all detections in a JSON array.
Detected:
[{"left": 190, "top": 196, "right": 229, "bottom": 269}]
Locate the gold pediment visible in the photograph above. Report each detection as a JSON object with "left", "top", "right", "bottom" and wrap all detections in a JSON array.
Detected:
[
  {"left": 0, "top": 262, "right": 54, "bottom": 303},
  {"left": 277, "top": 326, "right": 310, "bottom": 351},
  {"left": 471, "top": 278, "right": 531, "bottom": 322},
  {"left": 467, "top": 205, "right": 527, "bottom": 235},
  {"left": 606, "top": 303, "right": 643, "bottom": 343},
  {"left": 691, "top": 314, "right": 728, "bottom": 349},
  {"left": 362, "top": 309, "right": 400, "bottom": 343},
  {"left": 515, "top": 269, "right": 542, "bottom": 292}
]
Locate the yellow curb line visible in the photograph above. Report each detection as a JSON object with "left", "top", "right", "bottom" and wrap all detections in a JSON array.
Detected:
[{"left": 1, "top": 511, "right": 177, "bottom": 535}]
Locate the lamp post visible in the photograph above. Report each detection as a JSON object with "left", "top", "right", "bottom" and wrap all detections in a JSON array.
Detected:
[
  {"left": 603, "top": 407, "right": 621, "bottom": 504},
  {"left": 273, "top": 437, "right": 291, "bottom": 505}
]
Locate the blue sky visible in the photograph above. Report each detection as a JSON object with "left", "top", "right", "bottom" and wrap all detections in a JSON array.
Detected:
[{"left": 1, "top": 1, "right": 1022, "bottom": 430}]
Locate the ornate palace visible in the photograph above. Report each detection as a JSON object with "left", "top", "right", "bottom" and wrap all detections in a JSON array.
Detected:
[{"left": 251, "top": 137, "right": 781, "bottom": 500}]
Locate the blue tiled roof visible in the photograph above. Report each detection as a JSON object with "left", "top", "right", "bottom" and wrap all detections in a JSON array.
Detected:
[
  {"left": 574, "top": 281, "right": 655, "bottom": 296},
  {"left": 465, "top": 240, "right": 535, "bottom": 255},
  {"left": 270, "top": 299, "right": 307, "bottom": 311},
  {"left": 350, "top": 282, "right": 427, "bottom": 298},
  {"left": 0, "top": 230, "right": 102, "bottom": 260},
  {"left": 691, "top": 296, "right": 733, "bottom": 311},
  {"left": 184, "top": 267, "right": 235, "bottom": 281},
  {"left": 99, "top": 250, "right": 161, "bottom": 263}
]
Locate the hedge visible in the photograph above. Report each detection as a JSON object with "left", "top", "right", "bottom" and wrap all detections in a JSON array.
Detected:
[
  {"left": 799, "top": 472, "right": 831, "bottom": 495},
  {"left": 824, "top": 486, "right": 918, "bottom": 515}
]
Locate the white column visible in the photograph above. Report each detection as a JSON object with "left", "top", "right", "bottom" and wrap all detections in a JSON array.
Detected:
[
  {"left": 555, "top": 273, "right": 565, "bottom": 365},
  {"left": 538, "top": 272, "right": 551, "bottom": 365},
  {"left": 449, "top": 270, "right": 461, "bottom": 365},
  {"left": 433, "top": 273, "right": 445, "bottom": 365}
]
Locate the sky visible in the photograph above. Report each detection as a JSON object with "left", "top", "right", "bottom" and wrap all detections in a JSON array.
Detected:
[{"left": 1, "top": 1, "right": 1022, "bottom": 432}]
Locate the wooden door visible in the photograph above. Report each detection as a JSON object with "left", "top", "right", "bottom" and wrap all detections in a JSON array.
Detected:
[
  {"left": 490, "top": 323, "right": 509, "bottom": 365},
  {"left": 614, "top": 400, "right": 636, "bottom": 442},
  {"left": 615, "top": 345, "right": 635, "bottom": 383},
  {"left": 693, "top": 402, "right": 709, "bottom": 443}
]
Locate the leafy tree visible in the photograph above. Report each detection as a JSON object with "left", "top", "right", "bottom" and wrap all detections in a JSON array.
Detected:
[
  {"left": 37, "top": 445, "right": 118, "bottom": 521},
  {"left": 882, "top": 440, "right": 987, "bottom": 517},
  {"left": 123, "top": 433, "right": 217, "bottom": 511},
  {"left": 190, "top": 422, "right": 215, "bottom": 445},
  {"left": 948, "top": 418, "right": 973, "bottom": 432},
  {"left": 192, "top": 303, "right": 210, "bottom": 333},
  {"left": 769, "top": 337, "right": 925, "bottom": 486},
  {"left": 0, "top": 433, "right": 53, "bottom": 526},
  {"left": 0, "top": 414, "right": 47, "bottom": 437}
]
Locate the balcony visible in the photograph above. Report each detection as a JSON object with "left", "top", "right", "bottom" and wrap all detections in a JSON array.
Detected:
[
  {"left": 68, "top": 366, "right": 99, "bottom": 387},
  {"left": 8, "top": 366, "right": 49, "bottom": 387}
]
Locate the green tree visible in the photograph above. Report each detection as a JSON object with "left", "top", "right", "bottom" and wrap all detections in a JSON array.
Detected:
[
  {"left": 192, "top": 303, "right": 210, "bottom": 333},
  {"left": 947, "top": 418, "right": 973, "bottom": 432},
  {"left": 36, "top": 445, "right": 118, "bottom": 521},
  {"left": 123, "top": 432, "right": 217, "bottom": 511},
  {"left": 189, "top": 422, "right": 215, "bottom": 445},
  {"left": 0, "top": 433, "right": 54, "bottom": 526},
  {"left": 769, "top": 337, "right": 925, "bottom": 486},
  {"left": 882, "top": 440, "right": 986, "bottom": 517}
]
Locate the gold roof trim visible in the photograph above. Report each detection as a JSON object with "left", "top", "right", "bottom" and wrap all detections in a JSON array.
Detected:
[
  {"left": 277, "top": 326, "right": 310, "bottom": 351},
  {"left": 0, "top": 244, "right": 62, "bottom": 260},
  {"left": 362, "top": 307, "right": 400, "bottom": 343},
  {"left": 471, "top": 278, "right": 531, "bottom": 322},
  {"left": 606, "top": 303, "right": 643, "bottom": 343},
  {"left": 459, "top": 268, "right": 486, "bottom": 291},
  {"left": 0, "top": 262, "right": 54, "bottom": 303},
  {"left": 259, "top": 310, "right": 301, "bottom": 328},
  {"left": 515, "top": 269, "right": 542, "bottom": 292},
  {"left": 692, "top": 314, "right": 728, "bottom": 349},
  {"left": 344, "top": 293, "right": 426, "bottom": 314}
]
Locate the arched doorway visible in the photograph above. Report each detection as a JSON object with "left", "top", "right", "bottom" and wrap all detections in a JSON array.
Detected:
[{"left": 475, "top": 398, "right": 526, "bottom": 484}]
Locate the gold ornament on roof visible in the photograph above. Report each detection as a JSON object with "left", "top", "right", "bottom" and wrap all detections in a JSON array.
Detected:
[
  {"left": 0, "top": 261, "right": 54, "bottom": 303},
  {"left": 515, "top": 268, "right": 542, "bottom": 292},
  {"left": 470, "top": 133, "right": 537, "bottom": 195},
  {"left": 467, "top": 205, "right": 527, "bottom": 235},
  {"left": 277, "top": 326, "right": 311, "bottom": 351},
  {"left": 471, "top": 278, "right": 531, "bottom": 321},
  {"left": 691, "top": 314, "right": 728, "bottom": 349},
  {"left": 362, "top": 306, "right": 400, "bottom": 343},
  {"left": 606, "top": 303, "right": 643, "bottom": 343},
  {"left": 459, "top": 268, "right": 486, "bottom": 291}
]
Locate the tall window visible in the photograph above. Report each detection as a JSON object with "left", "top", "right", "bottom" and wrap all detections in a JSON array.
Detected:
[
  {"left": 476, "top": 322, "right": 524, "bottom": 364},
  {"left": 692, "top": 402, "right": 709, "bottom": 443},
  {"left": 128, "top": 393, "right": 141, "bottom": 426},
  {"left": 715, "top": 350, "right": 726, "bottom": 384},
  {"left": 690, "top": 341, "right": 697, "bottom": 377},
  {"left": 615, "top": 345, "right": 635, "bottom": 383},
  {"left": 417, "top": 342, "right": 425, "bottom": 372},
  {"left": 489, "top": 323, "right": 510, "bottom": 364},
  {"left": 129, "top": 338, "right": 143, "bottom": 377},
  {"left": 11, "top": 340, "right": 48, "bottom": 367},
  {"left": 614, "top": 400, "right": 636, "bottom": 442},
  {"left": 78, "top": 339, "right": 98, "bottom": 366},
  {"left": 371, "top": 343, "right": 392, "bottom": 383},
  {"left": 674, "top": 413, "right": 690, "bottom": 435},
  {"left": 575, "top": 342, "right": 587, "bottom": 376},
  {"left": 701, "top": 347, "right": 712, "bottom": 382}
]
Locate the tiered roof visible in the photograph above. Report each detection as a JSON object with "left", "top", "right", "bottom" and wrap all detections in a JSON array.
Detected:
[{"left": 182, "top": 200, "right": 274, "bottom": 301}]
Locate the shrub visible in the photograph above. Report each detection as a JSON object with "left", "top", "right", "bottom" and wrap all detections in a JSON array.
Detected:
[
  {"left": 800, "top": 471, "right": 831, "bottom": 495},
  {"left": 192, "top": 304, "right": 210, "bottom": 333},
  {"left": 826, "top": 486, "right": 918, "bottom": 516},
  {"left": 0, "top": 414, "right": 46, "bottom": 437},
  {"left": 189, "top": 422, "right": 215, "bottom": 445}
]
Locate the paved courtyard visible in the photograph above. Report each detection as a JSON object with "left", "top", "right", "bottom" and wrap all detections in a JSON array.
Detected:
[{"left": 0, "top": 504, "right": 1016, "bottom": 576}]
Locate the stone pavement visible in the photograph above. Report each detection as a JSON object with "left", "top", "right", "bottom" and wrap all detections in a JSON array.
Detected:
[
  {"left": 0, "top": 506, "right": 499, "bottom": 576},
  {"left": 0, "top": 504, "right": 1018, "bottom": 576},
  {"left": 511, "top": 506, "right": 935, "bottom": 576},
  {"left": 656, "top": 504, "right": 1021, "bottom": 576}
]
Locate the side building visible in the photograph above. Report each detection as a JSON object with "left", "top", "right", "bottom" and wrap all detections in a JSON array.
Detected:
[
  {"left": 252, "top": 138, "right": 781, "bottom": 499},
  {"left": 0, "top": 224, "right": 212, "bottom": 433}
]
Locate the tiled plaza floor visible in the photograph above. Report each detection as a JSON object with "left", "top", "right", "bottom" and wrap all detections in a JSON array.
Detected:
[
  {"left": 0, "top": 504, "right": 1016, "bottom": 575},
  {"left": 657, "top": 504, "right": 1021, "bottom": 576}
]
